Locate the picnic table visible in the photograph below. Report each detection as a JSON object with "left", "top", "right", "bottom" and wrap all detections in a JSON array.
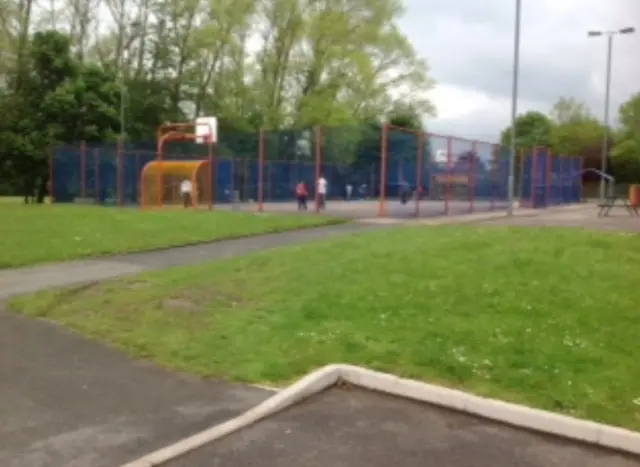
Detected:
[{"left": 597, "top": 195, "right": 639, "bottom": 217}]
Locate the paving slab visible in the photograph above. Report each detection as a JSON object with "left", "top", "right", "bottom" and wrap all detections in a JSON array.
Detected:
[
  {"left": 166, "top": 387, "right": 640, "bottom": 467},
  {"left": 482, "top": 206, "right": 640, "bottom": 232},
  {"left": 0, "top": 308, "right": 272, "bottom": 467}
]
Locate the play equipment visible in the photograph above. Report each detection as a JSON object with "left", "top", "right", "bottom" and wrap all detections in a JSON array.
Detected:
[
  {"left": 141, "top": 117, "right": 218, "bottom": 209},
  {"left": 139, "top": 160, "right": 212, "bottom": 208}
]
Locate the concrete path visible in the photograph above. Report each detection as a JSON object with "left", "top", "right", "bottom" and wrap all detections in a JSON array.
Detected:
[
  {"left": 0, "top": 307, "right": 272, "bottom": 467},
  {"left": 167, "top": 388, "right": 640, "bottom": 467},
  {"left": 0, "top": 223, "right": 379, "bottom": 467},
  {"left": 0, "top": 223, "right": 378, "bottom": 299}
]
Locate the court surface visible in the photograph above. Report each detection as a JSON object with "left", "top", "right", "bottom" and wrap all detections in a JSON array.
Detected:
[
  {"left": 165, "top": 387, "right": 640, "bottom": 467},
  {"left": 218, "top": 198, "right": 508, "bottom": 219}
]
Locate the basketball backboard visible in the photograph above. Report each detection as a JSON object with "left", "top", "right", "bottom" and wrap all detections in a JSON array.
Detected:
[{"left": 195, "top": 116, "right": 218, "bottom": 144}]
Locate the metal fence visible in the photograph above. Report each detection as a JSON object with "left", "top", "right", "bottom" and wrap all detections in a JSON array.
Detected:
[{"left": 50, "top": 125, "right": 583, "bottom": 218}]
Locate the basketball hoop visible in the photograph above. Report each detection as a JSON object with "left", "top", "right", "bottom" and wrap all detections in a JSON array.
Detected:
[{"left": 195, "top": 116, "right": 218, "bottom": 144}]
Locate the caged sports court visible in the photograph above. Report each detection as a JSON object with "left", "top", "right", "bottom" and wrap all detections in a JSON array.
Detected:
[{"left": 49, "top": 116, "right": 583, "bottom": 219}]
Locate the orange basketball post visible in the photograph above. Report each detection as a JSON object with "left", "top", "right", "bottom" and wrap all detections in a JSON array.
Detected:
[
  {"left": 152, "top": 119, "right": 216, "bottom": 209},
  {"left": 258, "top": 128, "right": 265, "bottom": 212},
  {"left": 207, "top": 137, "right": 213, "bottom": 211},
  {"left": 378, "top": 123, "right": 388, "bottom": 217}
]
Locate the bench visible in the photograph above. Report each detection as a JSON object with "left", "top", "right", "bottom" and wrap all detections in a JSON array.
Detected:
[{"left": 597, "top": 196, "right": 639, "bottom": 217}]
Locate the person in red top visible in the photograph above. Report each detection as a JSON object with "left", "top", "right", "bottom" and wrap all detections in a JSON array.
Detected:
[{"left": 295, "top": 181, "right": 308, "bottom": 211}]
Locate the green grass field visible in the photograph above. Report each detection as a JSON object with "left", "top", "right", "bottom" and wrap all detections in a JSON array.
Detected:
[
  {"left": 10, "top": 225, "right": 640, "bottom": 429},
  {"left": 0, "top": 203, "right": 342, "bottom": 268}
]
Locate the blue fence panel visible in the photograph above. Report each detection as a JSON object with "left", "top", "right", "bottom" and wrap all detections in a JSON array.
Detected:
[
  {"left": 571, "top": 157, "right": 582, "bottom": 202},
  {"left": 215, "top": 158, "right": 234, "bottom": 203},
  {"left": 549, "top": 154, "right": 562, "bottom": 205},
  {"left": 52, "top": 147, "right": 81, "bottom": 202}
]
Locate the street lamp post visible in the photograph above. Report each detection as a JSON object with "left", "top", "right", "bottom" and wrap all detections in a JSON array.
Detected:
[
  {"left": 587, "top": 27, "right": 635, "bottom": 201},
  {"left": 119, "top": 21, "right": 141, "bottom": 145},
  {"left": 507, "top": 0, "right": 522, "bottom": 216}
]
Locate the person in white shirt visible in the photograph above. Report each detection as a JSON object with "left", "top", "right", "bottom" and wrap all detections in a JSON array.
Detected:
[
  {"left": 316, "top": 175, "right": 327, "bottom": 210},
  {"left": 345, "top": 183, "right": 353, "bottom": 201},
  {"left": 180, "top": 178, "right": 193, "bottom": 208}
]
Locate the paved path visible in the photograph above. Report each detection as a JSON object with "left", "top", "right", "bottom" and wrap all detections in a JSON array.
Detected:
[
  {"left": 0, "top": 223, "right": 379, "bottom": 467},
  {"left": 168, "top": 388, "right": 640, "bottom": 467},
  {"left": 0, "top": 223, "right": 378, "bottom": 299},
  {"left": 0, "top": 307, "right": 272, "bottom": 467}
]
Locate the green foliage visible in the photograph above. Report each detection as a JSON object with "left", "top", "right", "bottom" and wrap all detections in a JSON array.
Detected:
[
  {"left": 0, "top": 0, "right": 438, "bottom": 198},
  {"left": 500, "top": 111, "right": 552, "bottom": 150},
  {"left": 611, "top": 93, "right": 640, "bottom": 182}
]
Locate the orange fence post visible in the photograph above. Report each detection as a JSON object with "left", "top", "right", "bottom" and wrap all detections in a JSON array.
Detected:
[
  {"left": 470, "top": 141, "right": 477, "bottom": 213},
  {"left": 444, "top": 137, "right": 452, "bottom": 215},
  {"left": 155, "top": 129, "right": 163, "bottom": 207},
  {"left": 314, "top": 126, "right": 321, "bottom": 213},
  {"left": 378, "top": 123, "right": 388, "bottom": 217},
  {"left": 258, "top": 129, "right": 265, "bottom": 212},
  {"left": 207, "top": 139, "right": 214, "bottom": 211},
  {"left": 80, "top": 141, "right": 86, "bottom": 198},
  {"left": 415, "top": 131, "right": 423, "bottom": 217}
]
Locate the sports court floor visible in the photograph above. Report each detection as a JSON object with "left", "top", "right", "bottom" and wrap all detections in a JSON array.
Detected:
[{"left": 219, "top": 198, "right": 508, "bottom": 219}]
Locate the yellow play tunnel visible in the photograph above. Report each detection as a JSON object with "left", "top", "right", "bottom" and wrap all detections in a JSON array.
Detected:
[{"left": 140, "top": 160, "right": 212, "bottom": 208}]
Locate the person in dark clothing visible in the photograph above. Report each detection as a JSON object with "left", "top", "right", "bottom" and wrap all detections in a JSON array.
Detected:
[
  {"left": 295, "top": 181, "right": 308, "bottom": 210},
  {"left": 399, "top": 180, "right": 410, "bottom": 205}
]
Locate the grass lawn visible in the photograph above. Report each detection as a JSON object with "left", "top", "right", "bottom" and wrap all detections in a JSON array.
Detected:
[
  {"left": 9, "top": 226, "right": 640, "bottom": 430},
  {"left": 0, "top": 203, "right": 342, "bottom": 268}
]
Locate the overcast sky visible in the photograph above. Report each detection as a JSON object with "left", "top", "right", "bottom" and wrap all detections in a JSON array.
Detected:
[{"left": 399, "top": 0, "right": 640, "bottom": 143}]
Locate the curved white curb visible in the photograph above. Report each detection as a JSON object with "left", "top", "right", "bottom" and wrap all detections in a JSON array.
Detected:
[{"left": 120, "top": 364, "right": 640, "bottom": 467}]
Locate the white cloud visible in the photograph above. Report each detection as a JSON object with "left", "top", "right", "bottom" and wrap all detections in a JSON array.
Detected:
[{"left": 400, "top": 0, "right": 640, "bottom": 143}]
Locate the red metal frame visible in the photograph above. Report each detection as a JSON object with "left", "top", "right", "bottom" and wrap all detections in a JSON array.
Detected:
[
  {"left": 380, "top": 124, "right": 425, "bottom": 217},
  {"left": 154, "top": 121, "right": 215, "bottom": 210}
]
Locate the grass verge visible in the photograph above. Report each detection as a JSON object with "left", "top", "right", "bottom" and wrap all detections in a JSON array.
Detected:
[
  {"left": 9, "top": 226, "right": 640, "bottom": 430},
  {"left": 0, "top": 203, "right": 343, "bottom": 268}
]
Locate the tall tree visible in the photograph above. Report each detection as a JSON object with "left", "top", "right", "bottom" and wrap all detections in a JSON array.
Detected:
[
  {"left": 500, "top": 110, "right": 553, "bottom": 150},
  {"left": 611, "top": 92, "right": 640, "bottom": 182},
  {"left": 548, "top": 97, "right": 604, "bottom": 157}
]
